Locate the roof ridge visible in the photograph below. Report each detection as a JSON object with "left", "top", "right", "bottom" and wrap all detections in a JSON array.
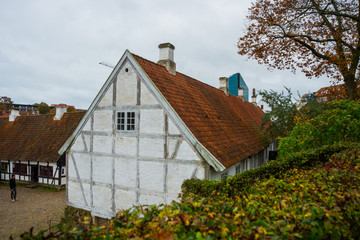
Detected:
[{"left": 131, "top": 52, "right": 237, "bottom": 96}]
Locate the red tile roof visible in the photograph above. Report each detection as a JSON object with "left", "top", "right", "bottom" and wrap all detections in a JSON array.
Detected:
[
  {"left": 133, "top": 54, "right": 269, "bottom": 168},
  {"left": 0, "top": 112, "right": 85, "bottom": 163}
]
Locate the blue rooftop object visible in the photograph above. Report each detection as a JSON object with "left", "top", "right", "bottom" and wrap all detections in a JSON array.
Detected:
[{"left": 228, "top": 73, "right": 249, "bottom": 101}]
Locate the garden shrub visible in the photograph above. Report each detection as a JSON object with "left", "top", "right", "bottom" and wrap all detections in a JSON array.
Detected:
[
  {"left": 21, "top": 147, "right": 360, "bottom": 239},
  {"left": 278, "top": 100, "right": 360, "bottom": 156},
  {"left": 182, "top": 142, "right": 359, "bottom": 198}
]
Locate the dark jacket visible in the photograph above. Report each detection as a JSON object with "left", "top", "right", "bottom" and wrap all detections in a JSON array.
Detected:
[{"left": 9, "top": 178, "right": 16, "bottom": 189}]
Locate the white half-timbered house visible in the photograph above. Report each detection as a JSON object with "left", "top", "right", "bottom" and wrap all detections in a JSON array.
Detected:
[{"left": 60, "top": 43, "right": 276, "bottom": 219}]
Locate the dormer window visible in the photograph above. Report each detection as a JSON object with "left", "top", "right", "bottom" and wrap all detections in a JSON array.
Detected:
[{"left": 117, "top": 111, "right": 135, "bottom": 131}]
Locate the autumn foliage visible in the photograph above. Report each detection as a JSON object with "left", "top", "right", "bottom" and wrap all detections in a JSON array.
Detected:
[
  {"left": 18, "top": 101, "right": 360, "bottom": 239},
  {"left": 238, "top": 0, "right": 360, "bottom": 100}
]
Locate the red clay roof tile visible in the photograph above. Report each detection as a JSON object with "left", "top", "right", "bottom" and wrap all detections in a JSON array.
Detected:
[
  {"left": 133, "top": 54, "right": 269, "bottom": 168},
  {"left": 0, "top": 112, "right": 85, "bottom": 163}
]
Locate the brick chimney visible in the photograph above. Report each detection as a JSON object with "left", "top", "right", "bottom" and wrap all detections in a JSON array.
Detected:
[
  {"left": 9, "top": 109, "right": 20, "bottom": 122},
  {"left": 238, "top": 88, "right": 245, "bottom": 101},
  {"left": 157, "top": 43, "right": 176, "bottom": 75},
  {"left": 219, "top": 77, "right": 229, "bottom": 95},
  {"left": 54, "top": 105, "right": 67, "bottom": 120},
  {"left": 251, "top": 88, "right": 257, "bottom": 105}
]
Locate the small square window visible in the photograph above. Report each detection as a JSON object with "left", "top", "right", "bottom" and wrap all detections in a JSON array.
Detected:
[
  {"left": 1, "top": 162, "right": 8, "bottom": 172},
  {"left": 117, "top": 111, "right": 136, "bottom": 131},
  {"left": 13, "top": 163, "right": 27, "bottom": 175},
  {"left": 40, "top": 166, "right": 53, "bottom": 177}
]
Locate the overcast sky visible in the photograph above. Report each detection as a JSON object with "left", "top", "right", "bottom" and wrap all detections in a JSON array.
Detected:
[{"left": 0, "top": 0, "right": 330, "bottom": 109}]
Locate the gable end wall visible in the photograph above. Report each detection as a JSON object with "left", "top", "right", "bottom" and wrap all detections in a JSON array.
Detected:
[{"left": 67, "top": 58, "right": 207, "bottom": 218}]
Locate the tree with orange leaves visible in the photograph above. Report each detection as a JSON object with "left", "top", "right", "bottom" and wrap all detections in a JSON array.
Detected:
[{"left": 238, "top": 0, "right": 359, "bottom": 100}]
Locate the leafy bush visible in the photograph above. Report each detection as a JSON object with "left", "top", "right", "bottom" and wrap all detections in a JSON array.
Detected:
[
  {"left": 278, "top": 100, "right": 360, "bottom": 156},
  {"left": 21, "top": 147, "right": 360, "bottom": 239},
  {"left": 182, "top": 142, "right": 357, "bottom": 198}
]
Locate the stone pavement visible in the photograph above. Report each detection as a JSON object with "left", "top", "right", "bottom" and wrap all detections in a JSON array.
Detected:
[{"left": 0, "top": 184, "right": 66, "bottom": 239}]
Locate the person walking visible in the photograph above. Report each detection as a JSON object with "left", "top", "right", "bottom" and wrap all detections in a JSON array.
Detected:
[{"left": 9, "top": 174, "right": 17, "bottom": 201}]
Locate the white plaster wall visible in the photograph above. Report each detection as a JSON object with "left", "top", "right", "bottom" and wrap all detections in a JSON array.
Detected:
[
  {"left": 83, "top": 120, "right": 91, "bottom": 131},
  {"left": 168, "top": 138, "right": 179, "bottom": 157},
  {"left": 168, "top": 118, "right": 180, "bottom": 135},
  {"left": 68, "top": 181, "right": 84, "bottom": 205},
  {"left": 141, "top": 82, "right": 158, "bottom": 105},
  {"left": 68, "top": 181, "right": 91, "bottom": 207},
  {"left": 176, "top": 141, "right": 201, "bottom": 161},
  {"left": 167, "top": 163, "right": 203, "bottom": 194},
  {"left": 139, "top": 109, "right": 164, "bottom": 135},
  {"left": 93, "top": 185, "right": 112, "bottom": 212},
  {"left": 115, "top": 189, "right": 136, "bottom": 211},
  {"left": 83, "top": 135, "right": 91, "bottom": 152},
  {"left": 116, "top": 62, "right": 137, "bottom": 106},
  {"left": 98, "top": 84, "right": 113, "bottom": 107},
  {"left": 114, "top": 136, "right": 136, "bottom": 156},
  {"left": 114, "top": 157, "right": 136, "bottom": 187},
  {"left": 93, "top": 135, "right": 112, "bottom": 154},
  {"left": 71, "top": 136, "right": 85, "bottom": 152},
  {"left": 139, "top": 138, "right": 164, "bottom": 158},
  {"left": 68, "top": 153, "right": 90, "bottom": 181},
  {"left": 93, "top": 156, "right": 112, "bottom": 183},
  {"left": 93, "top": 110, "right": 113, "bottom": 132},
  {"left": 139, "top": 194, "right": 164, "bottom": 206},
  {"left": 139, "top": 161, "right": 164, "bottom": 192}
]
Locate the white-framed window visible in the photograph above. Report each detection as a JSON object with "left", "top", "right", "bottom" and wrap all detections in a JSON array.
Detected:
[{"left": 117, "top": 111, "right": 136, "bottom": 131}]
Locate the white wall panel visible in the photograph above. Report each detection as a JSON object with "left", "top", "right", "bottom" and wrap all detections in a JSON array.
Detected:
[
  {"left": 115, "top": 189, "right": 136, "bottom": 211},
  {"left": 93, "top": 110, "right": 113, "bottom": 132},
  {"left": 139, "top": 138, "right": 164, "bottom": 158},
  {"left": 140, "top": 82, "right": 158, "bottom": 105},
  {"left": 116, "top": 62, "right": 137, "bottom": 106},
  {"left": 176, "top": 141, "right": 200, "bottom": 161},
  {"left": 98, "top": 84, "right": 113, "bottom": 107},
  {"left": 93, "top": 185, "right": 112, "bottom": 212},
  {"left": 93, "top": 156, "right": 112, "bottom": 183},
  {"left": 83, "top": 119, "right": 91, "bottom": 131},
  {"left": 114, "top": 137, "right": 136, "bottom": 156},
  {"left": 168, "top": 138, "right": 178, "bottom": 158},
  {"left": 167, "top": 163, "right": 196, "bottom": 194},
  {"left": 139, "top": 109, "right": 164, "bottom": 135},
  {"left": 139, "top": 161, "right": 163, "bottom": 192},
  {"left": 168, "top": 118, "right": 180, "bottom": 135},
  {"left": 68, "top": 181, "right": 91, "bottom": 207},
  {"left": 71, "top": 136, "right": 85, "bottom": 151},
  {"left": 93, "top": 135, "right": 112, "bottom": 154},
  {"left": 114, "top": 157, "right": 136, "bottom": 187},
  {"left": 71, "top": 153, "right": 90, "bottom": 180},
  {"left": 139, "top": 193, "right": 164, "bottom": 206}
]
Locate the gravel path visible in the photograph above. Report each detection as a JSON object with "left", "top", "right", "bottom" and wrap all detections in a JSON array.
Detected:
[{"left": 0, "top": 184, "right": 66, "bottom": 239}]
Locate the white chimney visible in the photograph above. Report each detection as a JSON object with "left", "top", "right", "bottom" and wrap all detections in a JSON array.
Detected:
[
  {"left": 54, "top": 106, "right": 67, "bottom": 120},
  {"left": 251, "top": 88, "right": 257, "bottom": 105},
  {"left": 238, "top": 88, "right": 245, "bottom": 101},
  {"left": 219, "top": 77, "right": 228, "bottom": 95},
  {"left": 157, "top": 43, "right": 176, "bottom": 75},
  {"left": 9, "top": 110, "right": 20, "bottom": 122}
]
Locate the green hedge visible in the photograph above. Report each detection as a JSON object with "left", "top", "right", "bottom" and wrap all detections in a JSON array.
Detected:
[{"left": 181, "top": 142, "right": 359, "bottom": 198}]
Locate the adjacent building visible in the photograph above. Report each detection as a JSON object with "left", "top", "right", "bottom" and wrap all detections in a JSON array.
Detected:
[{"left": 0, "top": 108, "right": 84, "bottom": 186}]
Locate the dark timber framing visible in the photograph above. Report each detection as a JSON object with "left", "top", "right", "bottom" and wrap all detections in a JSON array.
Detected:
[{"left": 0, "top": 160, "right": 63, "bottom": 186}]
